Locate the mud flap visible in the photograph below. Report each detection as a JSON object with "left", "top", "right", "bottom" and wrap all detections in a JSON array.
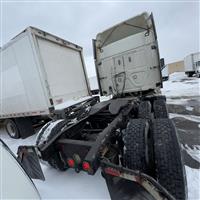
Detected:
[
  {"left": 17, "top": 146, "right": 45, "bottom": 181},
  {"left": 101, "top": 161, "right": 175, "bottom": 200}
]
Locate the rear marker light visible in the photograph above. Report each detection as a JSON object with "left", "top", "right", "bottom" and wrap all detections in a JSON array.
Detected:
[
  {"left": 67, "top": 159, "right": 75, "bottom": 168},
  {"left": 82, "top": 162, "right": 90, "bottom": 171},
  {"left": 104, "top": 167, "right": 120, "bottom": 177}
]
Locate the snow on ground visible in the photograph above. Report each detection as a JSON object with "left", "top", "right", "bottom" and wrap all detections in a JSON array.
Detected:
[
  {"left": 1, "top": 72, "right": 200, "bottom": 199},
  {"left": 0, "top": 127, "right": 110, "bottom": 199},
  {"left": 161, "top": 72, "right": 200, "bottom": 105},
  {"left": 170, "top": 113, "right": 200, "bottom": 123},
  {"left": 183, "top": 145, "right": 200, "bottom": 163},
  {"left": 161, "top": 72, "right": 199, "bottom": 98},
  {"left": 33, "top": 166, "right": 109, "bottom": 199},
  {"left": 162, "top": 72, "right": 200, "bottom": 200},
  {"left": 186, "top": 106, "right": 194, "bottom": 111},
  {"left": 1, "top": 123, "right": 199, "bottom": 199},
  {"left": 185, "top": 166, "right": 200, "bottom": 200}
]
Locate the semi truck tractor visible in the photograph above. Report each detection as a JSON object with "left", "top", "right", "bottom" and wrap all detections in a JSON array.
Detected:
[
  {"left": 17, "top": 12, "right": 187, "bottom": 200},
  {"left": 0, "top": 27, "right": 91, "bottom": 138}
]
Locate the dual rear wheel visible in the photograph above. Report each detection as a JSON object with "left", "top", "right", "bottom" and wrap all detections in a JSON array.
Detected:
[
  {"left": 5, "top": 119, "right": 20, "bottom": 139},
  {"left": 123, "top": 99, "right": 187, "bottom": 200},
  {"left": 4, "top": 118, "right": 35, "bottom": 139}
]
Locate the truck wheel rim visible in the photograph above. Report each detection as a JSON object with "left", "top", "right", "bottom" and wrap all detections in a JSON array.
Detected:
[{"left": 7, "top": 123, "right": 16, "bottom": 137}]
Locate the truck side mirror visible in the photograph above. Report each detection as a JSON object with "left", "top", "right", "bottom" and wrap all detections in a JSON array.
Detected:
[
  {"left": 160, "top": 58, "right": 165, "bottom": 69},
  {"left": 92, "top": 39, "right": 97, "bottom": 60}
]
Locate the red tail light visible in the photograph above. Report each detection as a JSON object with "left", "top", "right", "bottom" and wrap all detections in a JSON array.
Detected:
[
  {"left": 67, "top": 158, "right": 75, "bottom": 168},
  {"left": 104, "top": 167, "right": 120, "bottom": 177},
  {"left": 82, "top": 161, "right": 90, "bottom": 171}
]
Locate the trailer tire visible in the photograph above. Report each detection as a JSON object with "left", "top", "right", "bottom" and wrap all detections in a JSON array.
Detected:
[
  {"left": 15, "top": 117, "right": 35, "bottom": 139},
  {"left": 123, "top": 119, "right": 149, "bottom": 173},
  {"left": 152, "top": 119, "right": 187, "bottom": 200},
  {"left": 153, "top": 99, "right": 168, "bottom": 118},
  {"left": 5, "top": 119, "right": 20, "bottom": 139},
  {"left": 187, "top": 72, "right": 194, "bottom": 77},
  {"left": 138, "top": 101, "right": 152, "bottom": 120}
]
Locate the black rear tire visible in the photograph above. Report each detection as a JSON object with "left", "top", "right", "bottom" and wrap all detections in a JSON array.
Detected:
[
  {"left": 187, "top": 72, "right": 194, "bottom": 77},
  {"left": 5, "top": 119, "right": 20, "bottom": 139},
  {"left": 15, "top": 117, "right": 35, "bottom": 138},
  {"left": 153, "top": 99, "right": 168, "bottom": 118},
  {"left": 152, "top": 119, "right": 187, "bottom": 200},
  {"left": 138, "top": 101, "right": 152, "bottom": 120},
  {"left": 123, "top": 119, "right": 149, "bottom": 173}
]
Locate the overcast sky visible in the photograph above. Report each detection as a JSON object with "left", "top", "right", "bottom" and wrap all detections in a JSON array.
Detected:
[{"left": 0, "top": 1, "right": 199, "bottom": 77}]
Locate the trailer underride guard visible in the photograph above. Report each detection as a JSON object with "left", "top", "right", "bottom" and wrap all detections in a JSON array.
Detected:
[{"left": 17, "top": 12, "right": 187, "bottom": 200}]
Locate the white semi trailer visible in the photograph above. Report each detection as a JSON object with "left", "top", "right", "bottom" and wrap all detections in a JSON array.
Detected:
[
  {"left": 0, "top": 27, "right": 91, "bottom": 138},
  {"left": 184, "top": 52, "right": 200, "bottom": 77}
]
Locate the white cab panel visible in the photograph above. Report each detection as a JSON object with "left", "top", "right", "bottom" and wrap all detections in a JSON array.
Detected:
[{"left": 94, "top": 12, "right": 162, "bottom": 96}]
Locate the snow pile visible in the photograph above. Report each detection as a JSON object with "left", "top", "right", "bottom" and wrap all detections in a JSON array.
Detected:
[
  {"left": 161, "top": 72, "right": 200, "bottom": 102},
  {"left": 169, "top": 72, "right": 188, "bottom": 82}
]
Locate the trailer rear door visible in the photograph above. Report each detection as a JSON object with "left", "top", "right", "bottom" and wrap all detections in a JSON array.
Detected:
[{"left": 36, "top": 36, "right": 90, "bottom": 106}]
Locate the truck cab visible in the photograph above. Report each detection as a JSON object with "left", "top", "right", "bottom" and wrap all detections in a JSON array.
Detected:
[{"left": 93, "top": 12, "right": 162, "bottom": 97}]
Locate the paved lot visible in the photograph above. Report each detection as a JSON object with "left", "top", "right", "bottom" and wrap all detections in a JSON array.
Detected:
[
  {"left": 169, "top": 103, "right": 200, "bottom": 169},
  {"left": 162, "top": 74, "right": 200, "bottom": 170}
]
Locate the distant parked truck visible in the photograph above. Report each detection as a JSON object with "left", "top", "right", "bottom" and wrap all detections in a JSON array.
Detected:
[
  {"left": 0, "top": 27, "right": 91, "bottom": 138},
  {"left": 184, "top": 52, "right": 200, "bottom": 77}
]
